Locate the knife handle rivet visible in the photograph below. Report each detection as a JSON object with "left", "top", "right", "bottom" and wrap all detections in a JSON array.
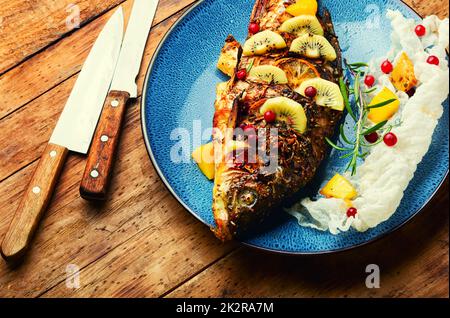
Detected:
[
  {"left": 32, "top": 186, "right": 41, "bottom": 194},
  {"left": 50, "top": 150, "right": 57, "bottom": 158},
  {"left": 90, "top": 170, "right": 100, "bottom": 179},
  {"left": 111, "top": 100, "right": 119, "bottom": 107},
  {"left": 100, "top": 135, "right": 109, "bottom": 142}
]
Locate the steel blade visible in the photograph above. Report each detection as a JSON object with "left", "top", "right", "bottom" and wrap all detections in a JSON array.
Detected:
[
  {"left": 109, "top": 0, "right": 159, "bottom": 98},
  {"left": 50, "top": 7, "right": 124, "bottom": 154}
]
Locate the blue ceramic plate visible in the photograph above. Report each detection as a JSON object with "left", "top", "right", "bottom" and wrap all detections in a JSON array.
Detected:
[{"left": 142, "top": 0, "right": 449, "bottom": 254}]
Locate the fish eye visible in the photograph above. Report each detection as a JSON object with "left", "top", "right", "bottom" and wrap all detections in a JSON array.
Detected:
[{"left": 238, "top": 189, "right": 258, "bottom": 208}]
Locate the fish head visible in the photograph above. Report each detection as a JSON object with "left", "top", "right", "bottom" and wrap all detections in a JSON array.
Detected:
[{"left": 213, "top": 164, "right": 281, "bottom": 240}]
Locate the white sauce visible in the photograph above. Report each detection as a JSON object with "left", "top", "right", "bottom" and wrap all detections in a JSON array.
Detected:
[{"left": 288, "top": 10, "right": 449, "bottom": 234}]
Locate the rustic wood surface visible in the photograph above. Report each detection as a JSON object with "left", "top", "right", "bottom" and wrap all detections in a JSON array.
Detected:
[{"left": 0, "top": 0, "right": 448, "bottom": 298}]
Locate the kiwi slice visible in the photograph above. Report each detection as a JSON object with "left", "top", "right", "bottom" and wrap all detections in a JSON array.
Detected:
[
  {"left": 290, "top": 34, "right": 337, "bottom": 61},
  {"left": 248, "top": 65, "right": 289, "bottom": 84},
  {"left": 260, "top": 97, "right": 307, "bottom": 133},
  {"left": 296, "top": 78, "right": 344, "bottom": 111},
  {"left": 279, "top": 15, "right": 324, "bottom": 36},
  {"left": 243, "top": 30, "right": 287, "bottom": 56}
]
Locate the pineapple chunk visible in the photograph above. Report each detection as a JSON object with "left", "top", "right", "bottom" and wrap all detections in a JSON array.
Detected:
[
  {"left": 286, "top": 0, "right": 318, "bottom": 16},
  {"left": 217, "top": 51, "right": 238, "bottom": 77},
  {"left": 390, "top": 52, "right": 418, "bottom": 92},
  {"left": 217, "top": 36, "right": 241, "bottom": 77},
  {"left": 320, "top": 174, "right": 357, "bottom": 200},
  {"left": 192, "top": 141, "right": 247, "bottom": 181},
  {"left": 216, "top": 81, "right": 228, "bottom": 96},
  {"left": 192, "top": 143, "right": 215, "bottom": 180},
  {"left": 368, "top": 87, "right": 400, "bottom": 124}
]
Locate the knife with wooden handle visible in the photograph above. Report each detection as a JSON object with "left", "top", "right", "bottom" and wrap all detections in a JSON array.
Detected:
[
  {"left": 1, "top": 144, "right": 68, "bottom": 263},
  {"left": 1, "top": 8, "right": 124, "bottom": 263},
  {"left": 80, "top": 0, "right": 159, "bottom": 201},
  {"left": 79, "top": 91, "right": 130, "bottom": 200}
]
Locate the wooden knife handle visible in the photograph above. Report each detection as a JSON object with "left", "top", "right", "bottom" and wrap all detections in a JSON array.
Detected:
[
  {"left": 1, "top": 143, "right": 68, "bottom": 263},
  {"left": 80, "top": 90, "right": 130, "bottom": 201}
]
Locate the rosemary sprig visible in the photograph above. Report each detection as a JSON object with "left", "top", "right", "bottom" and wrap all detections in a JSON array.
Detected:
[
  {"left": 364, "top": 87, "right": 377, "bottom": 94},
  {"left": 347, "top": 62, "right": 369, "bottom": 68},
  {"left": 339, "top": 77, "right": 355, "bottom": 121},
  {"left": 339, "top": 123, "right": 352, "bottom": 145},
  {"left": 326, "top": 60, "right": 397, "bottom": 175},
  {"left": 366, "top": 99, "right": 397, "bottom": 109},
  {"left": 361, "top": 120, "right": 388, "bottom": 135}
]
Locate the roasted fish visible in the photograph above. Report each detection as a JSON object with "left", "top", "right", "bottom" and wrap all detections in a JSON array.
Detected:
[{"left": 212, "top": 0, "right": 345, "bottom": 241}]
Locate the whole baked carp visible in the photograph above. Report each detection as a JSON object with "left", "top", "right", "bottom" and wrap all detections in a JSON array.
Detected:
[{"left": 212, "top": 0, "right": 345, "bottom": 241}]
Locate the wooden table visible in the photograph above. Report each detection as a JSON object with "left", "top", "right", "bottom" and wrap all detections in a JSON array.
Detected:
[{"left": 0, "top": 0, "right": 448, "bottom": 298}]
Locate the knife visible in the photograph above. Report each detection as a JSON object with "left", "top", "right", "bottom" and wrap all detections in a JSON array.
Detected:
[
  {"left": 1, "top": 8, "right": 124, "bottom": 263},
  {"left": 80, "top": 0, "right": 159, "bottom": 201}
]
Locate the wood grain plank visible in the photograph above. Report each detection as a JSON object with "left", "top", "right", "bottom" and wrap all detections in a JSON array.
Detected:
[
  {"left": 0, "top": 0, "right": 197, "bottom": 119},
  {"left": 0, "top": 2, "right": 129, "bottom": 120},
  {"left": 403, "top": 0, "right": 449, "bottom": 18},
  {"left": 0, "top": 76, "right": 74, "bottom": 182},
  {"left": 0, "top": 0, "right": 125, "bottom": 74},
  {"left": 168, "top": 180, "right": 449, "bottom": 298},
  {"left": 0, "top": 98, "right": 234, "bottom": 297},
  {"left": 42, "top": 205, "right": 235, "bottom": 297}
]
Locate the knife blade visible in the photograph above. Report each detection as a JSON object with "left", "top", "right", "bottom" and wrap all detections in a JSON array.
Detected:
[
  {"left": 80, "top": 0, "right": 159, "bottom": 201},
  {"left": 1, "top": 8, "right": 124, "bottom": 263}
]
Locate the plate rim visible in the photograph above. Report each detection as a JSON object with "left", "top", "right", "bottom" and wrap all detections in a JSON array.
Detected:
[{"left": 140, "top": 0, "right": 449, "bottom": 255}]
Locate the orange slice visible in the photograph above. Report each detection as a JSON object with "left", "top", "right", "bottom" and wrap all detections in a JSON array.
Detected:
[{"left": 275, "top": 58, "right": 320, "bottom": 89}]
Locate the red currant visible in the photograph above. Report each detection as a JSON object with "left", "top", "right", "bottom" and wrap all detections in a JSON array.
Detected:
[
  {"left": 415, "top": 24, "right": 426, "bottom": 37},
  {"left": 237, "top": 69, "right": 247, "bottom": 80},
  {"left": 384, "top": 132, "right": 398, "bottom": 147},
  {"left": 249, "top": 22, "right": 260, "bottom": 34},
  {"left": 364, "top": 75, "right": 376, "bottom": 87},
  {"left": 347, "top": 207, "right": 358, "bottom": 218},
  {"left": 304, "top": 86, "right": 317, "bottom": 98},
  {"left": 364, "top": 132, "right": 379, "bottom": 144},
  {"left": 264, "top": 110, "right": 277, "bottom": 123},
  {"left": 427, "top": 55, "right": 440, "bottom": 66},
  {"left": 381, "top": 60, "right": 393, "bottom": 74}
]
